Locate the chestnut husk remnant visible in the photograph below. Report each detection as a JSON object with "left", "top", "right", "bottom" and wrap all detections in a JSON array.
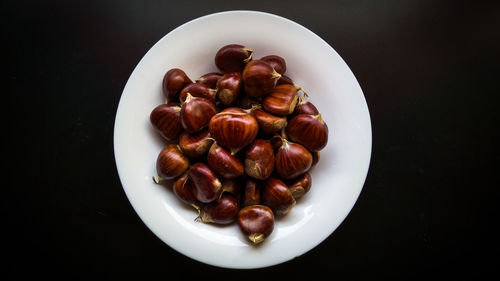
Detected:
[
  {"left": 180, "top": 93, "right": 217, "bottom": 133},
  {"left": 238, "top": 205, "right": 275, "bottom": 244},
  {"left": 287, "top": 172, "right": 312, "bottom": 199},
  {"left": 216, "top": 72, "right": 242, "bottom": 106},
  {"left": 215, "top": 44, "right": 253, "bottom": 73},
  {"left": 162, "top": 68, "right": 192, "bottom": 102},
  {"left": 208, "top": 107, "right": 259, "bottom": 155},
  {"left": 178, "top": 129, "right": 214, "bottom": 159},
  {"left": 244, "top": 139, "right": 275, "bottom": 180},
  {"left": 189, "top": 163, "right": 222, "bottom": 203},
  {"left": 260, "top": 55, "right": 287, "bottom": 75},
  {"left": 150, "top": 103, "right": 183, "bottom": 142},
  {"left": 286, "top": 114, "right": 328, "bottom": 152},
  {"left": 242, "top": 179, "right": 261, "bottom": 207},
  {"left": 199, "top": 194, "right": 240, "bottom": 224},
  {"left": 155, "top": 144, "right": 189, "bottom": 180},
  {"left": 275, "top": 138, "right": 313, "bottom": 179},
  {"left": 179, "top": 82, "right": 217, "bottom": 103},
  {"left": 252, "top": 108, "right": 287, "bottom": 134},
  {"left": 263, "top": 84, "right": 299, "bottom": 116},
  {"left": 261, "top": 178, "right": 296, "bottom": 216},
  {"left": 243, "top": 60, "right": 281, "bottom": 98},
  {"left": 207, "top": 142, "right": 244, "bottom": 179},
  {"left": 196, "top": 72, "right": 222, "bottom": 89}
]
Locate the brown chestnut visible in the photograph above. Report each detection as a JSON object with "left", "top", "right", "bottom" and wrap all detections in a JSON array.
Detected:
[
  {"left": 260, "top": 55, "right": 287, "bottom": 75},
  {"left": 178, "top": 129, "right": 214, "bottom": 159},
  {"left": 251, "top": 108, "right": 287, "bottom": 134},
  {"left": 220, "top": 178, "right": 243, "bottom": 197},
  {"left": 294, "top": 96, "right": 319, "bottom": 116},
  {"left": 189, "top": 163, "right": 222, "bottom": 203},
  {"left": 244, "top": 139, "right": 275, "bottom": 180},
  {"left": 215, "top": 44, "right": 253, "bottom": 73},
  {"left": 180, "top": 93, "right": 217, "bottom": 133},
  {"left": 261, "top": 178, "right": 296, "bottom": 216},
  {"left": 262, "top": 84, "right": 298, "bottom": 116},
  {"left": 150, "top": 103, "right": 183, "bottom": 142},
  {"left": 276, "top": 74, "right": 294, "bottom": 86},
  {"left": 243, "top": 60, "right": 281, "bottom": 98},
  {"left": 179, "top": 82, "right": 217, "bottom": 103},
  {"left": 198, "top": 194, "right": 239, "bottom": 224},
  {"left": 238, "top": 205, "right": 274, "bottom": 244},
  {"left": 195, "top": 72, "right": 222, "bottom": 89},
  {"left": 287, "top": 172, "right": 312, "bottom": 199},
  {"left": 207, "top": 142, "right": 244, "bottom": 179},
  {"left": 162, "top": 68, "right": 192, "bottom": 102},
  {"left": 216, "top": 72, "right": 242, "bottom": 106},
  {"left": 275, "top": 138, "right": 313, "bottom": 179},
  {"left": 172, "top": 173, "right": 198, "bottom": 205},
  {"left": 155, "top": 144, "right": 189, "bottom": 180},
  {"left": 209, "top": 107, "right": 259, "bottom": 155},
  {"left": 242, "top": 179, "right": 261, "bottom": 207},
  {"left": 238, "top": 94, "right": 261, "bottom": 110},
  {"left": 286, "top": 114, "right": 328, "bottom": 152},
  {"left": 312, "top": 151, "right": 320, "bottom": 166}
]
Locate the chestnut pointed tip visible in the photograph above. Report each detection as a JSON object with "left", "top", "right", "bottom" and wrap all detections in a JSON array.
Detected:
[{"left": 248, "top": 233, "right": 265, "bottom": 244}]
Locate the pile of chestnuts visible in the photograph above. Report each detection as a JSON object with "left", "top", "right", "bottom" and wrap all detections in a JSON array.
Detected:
[{"left": 150, "top": 44, "right": 328, "bottom": 245}]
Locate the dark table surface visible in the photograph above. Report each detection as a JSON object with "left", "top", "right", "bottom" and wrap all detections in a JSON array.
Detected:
[{"left": 6, "top": 0, "right": 499, "bottom": 279}]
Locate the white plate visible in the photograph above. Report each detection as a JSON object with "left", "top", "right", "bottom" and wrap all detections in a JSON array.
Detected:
[{"left": 114, "top": 10, "right": 371, "bottom": 269}]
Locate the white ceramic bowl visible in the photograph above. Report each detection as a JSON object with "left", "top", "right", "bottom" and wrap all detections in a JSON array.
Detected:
[{"left": 114, "top": 10, "right": 371, "bottom": 269}]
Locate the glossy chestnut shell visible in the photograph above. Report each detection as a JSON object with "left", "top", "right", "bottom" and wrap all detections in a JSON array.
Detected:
[
  {"left": 208, "top": 107, "right": 259, "bottom": 154},
  {"left": 178, "top": 129, "right": 214, "bottom": 159},
  {"left": 172, "top": 173, "right": 198, "bottom": 205},
  {"left": 262, "top": 84, "right": 298, "bottom": 116},
  {"left": 207, "top": 142, "right": 244, "bottom": 179},
  {"left": 242, "top": 60, "right": 281, "bottom": 98},
  {"left": 251, "top": 108, "right": 287, "bottom": 134},
  {"left": 189, "top": 163, "right": 222, "bottom": 203},
  {"left": 275, "top": 139, "right": 313, "bottom": 179},
  {"left": 199, "top": 194, "right": 239, "bottom": 224},
  {"left": 179, "top": 83, "right": 217, "bottom": 103},
  {"left": 162, "top": 68, "right": 192, "bottom": 102},
  {"left": 196, "top": 72, "right": 222, "bottom": 89},
  {"left": 260, "top": 55, "right": 287, "bottom": 75},
  {"left": 287, "top": 172, "right": 312, "bottom": 199},
  {"left": 238, "top": 205, "right": 275, "bottom": 244},
  {"left": 286, "top": 114, "right": 328, "bottom": 152},
  {"left": 215, "top": 44, "right": 253, "bottom": 73},
  {"left": 261, "top": 178, "right": 296, "bottom": 216},
  {"left": 242, "top": 179, "right": 261, "bottom": 207},
  {"left": 216, "top": 72, "right": 242, "bottom": 106},
  {"left": 156, "top": 144, "right": 189, "bottom": 180},
  {"left": 150, "top": 103, "right": 183, "bottom": 142},
  {"left": 244, "top": 139, "right": 275, "bottom": 180},
  {"left": 294, "top": 96, "right": 319, "bottom": 116},
  {"left": 180, "top": 93, "right": 217, "bottom": 133}
]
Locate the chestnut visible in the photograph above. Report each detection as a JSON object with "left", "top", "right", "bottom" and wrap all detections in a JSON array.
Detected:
[
  {"left": 149, "top": 103, "right": 183, "bottom": 142},
  {"left": 178, "top": 129, "right": 214, "bottom": 159},
  {"left": 261, "top": 178, "right": 296, "bottom": 216},
  {"left": 287, "top": 172, "right": 312, "bottom": 199},
  {"left": 189, "top": 163, "right": 222, "bottom": 203},
  {"left": 180, "top": 93, "right": 217, "bottom": 133},
  {"left": 162, "top": 68, "right": 192, "bottom": 102},
  {"left": 243, "top": 60, "right": 281, "bottom": 98},
  {"left": 207, "top": 142, "right": 244, "bottom": 179},
  {"left": 172, "top": 173, "right": 198, "bottom": 205},
  {"left": 244, "top": 139, "right": 275, "bottom": 180},
  {"left": 198, "top": 194, "right": 239, "bottom": 224},
  {"left": 294, "top": 96, "right": 319, "bottom": 116},
  {"left": 238, "top": 94, "right": 261, "bottom": 110},
  {"left": 242, "top": 179, "right": 261, "bottom": 207},
  {"left": 275, "top": 138, "right": 313, "bottom": 179},
  {"left": 276, "top": 74, "right": 294, "bottom": 86},
  {"left": 195, "top": 72, "right": 222, "bottom": 89},
  {"left": 251, "top": 108, "right": 287, "bottom": 134},
  {"left": 262, "top": 84, "right": 298, "bottom": 116},
  {"left": 209, "top": 107, "right": 259, "bottom": 155},
  {"left": 260, "top": 55, "right": 287, "bottom": 75},
  {"left": 155, "top": 144, "right": 189, "bottom": 180},
  {"left": 215, "top": 44, "right": 253, "bottom": 73},
  {"left": 216, "top": 72, "right": 242, "bottom": 106},
  {"left": 220, "top": 178, "right": 243, "bottom": 197},
  {"left": 312, "top": 151, "right": 320, "bottom": 166},
  {"left": 286, "top": 114, "right": 328, "bottom": 152},
  {"left": 238, "top": 205, "right": 274, "bottom": 244},
  {"left": 179, "top": 82, "right": 217, "bottom": 103}
]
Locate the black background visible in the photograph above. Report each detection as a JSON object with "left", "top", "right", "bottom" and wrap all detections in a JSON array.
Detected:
[{"left": 6, "top": 0, "right": 499, "bottom": 279}]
